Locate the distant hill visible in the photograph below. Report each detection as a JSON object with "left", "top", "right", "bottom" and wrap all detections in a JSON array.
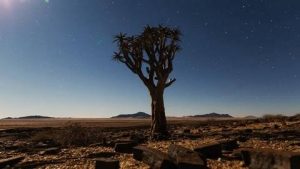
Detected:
[
  {"left": 111, "top": 112, "right": 150, "bottom": 119},
  {"left": 2, "top": 115, "right": 52, "bottom": 119},
  {"left": 190, "top": 112, "right": 233, "bottom": 118},
  {"left": 2, "top": 117, "right": 13, "bottom": 120},
  {"left": 244, "top": 115, "right": 257, "bottom": 119}
]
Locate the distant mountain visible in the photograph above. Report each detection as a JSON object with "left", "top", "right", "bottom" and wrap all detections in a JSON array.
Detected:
[
  {"left": 2, "top": 115, "right": 52, "bottom": 119},
  {"left": 2, "top": 117, "right": 13, "bottom": 120},
  {"left": 18, "top": 115, "right": 52, "bottom": 119},
  {"left": 244, "top": 115, "right": 257, "bottom": 119},
  {"left": 111, "top": 112, "right": 150, "bottom": 119},
  {"left": 190, "top": 112, "right": 233, "bottom": 118}
]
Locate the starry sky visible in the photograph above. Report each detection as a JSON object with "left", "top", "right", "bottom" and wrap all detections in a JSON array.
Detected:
[{"left": 0, "top": 0, "right": 299, "bottom": 118}]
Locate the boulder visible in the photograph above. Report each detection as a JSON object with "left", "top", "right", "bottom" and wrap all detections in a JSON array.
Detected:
[
  {"left": 243, "top": 129, "right": 253, "bottom": 134},
  {"left": 89, "top": 143, "right": 105, "bottom": 147},
  {"left": 237, "top": 136, "right": 248, "bottom": 142},
  {"left": 0, "top": 156, "right": 24, "bottom": 168},
  {"left": 194, "top": 143, "right": 222, "bottom": 159},
  {"left": 231, "top": 149, "right": 243, "bottom": 160},
  {"left": 87, "top": 152, "right": 117, "bottom": 158},
  {"left": 183, "top": 133, "right": 202, "bottom": 140},
  {"left": 39, "top": 147, "right": 60, "bottom": 155},
  {"left": 273, "top": 124, "right": 280, "bottom": 129},
  {"left": 130, "top": 133, "right": 147, "bottom": 143},
  {"left": 114, "top": 141, "right": 138, "bottom": 153},
  {"left": 183, "top": 129, "right": 191, "bottom": 134},
  {"left": 133, "top": 145, "right": 176, "bottom": 169},
  {"left": 168, "top": 144, "right": 207, "bottom": 169},
  {"left": 95, "top": 158, "right": 119, "bottom": 169},
  {"left": 241, "top": 148, "right": 300, "bottom": 169},
  {"left": 240, "top": 149, "right": 251, "bottom": 166},
  {"left": 219, "top": 139, "right": 239, "bottom": 151},
  {"left": 35, "top": 142, "right": 48, "bottom": 148}
]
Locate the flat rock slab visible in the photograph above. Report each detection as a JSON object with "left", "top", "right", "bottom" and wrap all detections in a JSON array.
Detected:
[
  {"left": 95, "top": 158, "right": 120, "bottom": 169},
  {"left": 194, "top": 143, "right": 222, "bottom": 159},
  {"left": 39, "top": 147, "right": 60, "bottom": 155},
  {"left": 133, "top": 145, "right": 177, "bottom": 169},
  {"left": 219, "top": 139, "right": 239, "bottom": 151},
  {"left": 0, "top": 156, "right": 25, "bottom": 168},
  {"left": 130, "top": 133, "right": 147, "bottom": 143},
  {"left": 168, "top": 144, "right": 207, "bottom": 169},
  {"left": 87, "top": 152, "right": 117, "bottom": 158},
  {"left": 237, "top": 136, "right": 249, "bottom": 142},
  {"left": 241, "top": 148, "right": 300, "bottom": 169},
  {"left": 114, "top": 141, "right": 138, "bottom": 153},
  {"left": 15, "top": 159, "right": 63, "bottom": 168}
]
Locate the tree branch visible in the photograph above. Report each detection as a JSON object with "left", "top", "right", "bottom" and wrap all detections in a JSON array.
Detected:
[
  {"left": 113, "top": 26, "right": 181, "bottom": 91},
  {"left": 165, "top": 78, "right": 176, "bottom": 88}
]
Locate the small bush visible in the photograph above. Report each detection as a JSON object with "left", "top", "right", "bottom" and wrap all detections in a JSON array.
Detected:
[
  {"left": 288, "top": 113, "right": 300, "bottom": 121},
  {"left": 31, "top": 123, "right": 104, "bottom": 147},
  {"left": 262, "top": 114, "right": 287, "bottom": 122},
  {"left": 56, "top": 123, "right": 103, "bottom": 147},
  {"left": 31, "top": 129, "right": 57, "bottom": 143}
]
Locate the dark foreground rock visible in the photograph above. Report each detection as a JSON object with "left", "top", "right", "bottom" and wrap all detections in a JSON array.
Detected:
[
  {"left": 95, "top": 158, "right": 120, "bottom": 169},
  {"left": 133, "top": 145, "right": 176, "bottom": 169},
  {"left": 39, "top": 147, "right": 60, "bottom": 155},
  {"left": 0, "top": 156, "right": 25, "bottom": 168},
  {"left": 114, "top": 141, "right": 138, "bottom": 153},
  {"left": 241, "top": 148, "right": 300, "bottom": 169},
  {"left": 219, "top": 139, "right": 239, "bottom": 151},
  {"left": 87, "top": 152, "right": 117, "bottom": 158},
  {"left": 168, "top": 144, "right": 207, "bottom": 169},
  {"left": 194, "top": 143, "right": 222, "bottom": 159}
]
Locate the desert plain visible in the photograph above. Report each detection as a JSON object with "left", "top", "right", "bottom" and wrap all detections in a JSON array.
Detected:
[{"left": 1, "top": 116, "right": 300, "bottom": 169}]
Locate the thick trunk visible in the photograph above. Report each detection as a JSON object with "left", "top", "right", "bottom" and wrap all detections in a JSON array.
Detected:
[{"left": 150, "top": 89, "right": 168, "bottom": 138}]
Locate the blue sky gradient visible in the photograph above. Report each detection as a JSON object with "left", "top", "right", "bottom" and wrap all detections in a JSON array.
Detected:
[{"left": 0, "top": 0, "right": 300, "bottom": 118}]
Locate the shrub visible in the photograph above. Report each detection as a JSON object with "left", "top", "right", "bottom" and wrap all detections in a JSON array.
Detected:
[
  {"left": 262, "top": 114, "right": 287, "bottom": 122},
  {"left": 31, "top": 122, "right": 104, "bottom": 147},
  {"left": 56, "top": 122, "right": 103, "bottom": 147},
  {"left": 288, "top": 113, "right": 300, "bottom": 121}
]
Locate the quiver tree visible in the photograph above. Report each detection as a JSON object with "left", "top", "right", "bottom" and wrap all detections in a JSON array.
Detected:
[{"left": 113, "top": 25, "right": 181, "bottom": 138}]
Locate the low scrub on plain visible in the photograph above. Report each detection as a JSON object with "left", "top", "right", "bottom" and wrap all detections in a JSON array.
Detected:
[
  {"left": 31, "top": 122, "right": 104, "bottom": 147},
  {"left": 262, "top": 114, "right": 287, "bottom": 122}
]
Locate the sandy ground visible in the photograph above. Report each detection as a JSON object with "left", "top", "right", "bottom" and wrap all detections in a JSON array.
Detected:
[{"left": 1, "top": 117, "right": 299, "bottom": 169}]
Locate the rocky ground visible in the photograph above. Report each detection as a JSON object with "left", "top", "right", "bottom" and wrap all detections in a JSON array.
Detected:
[{"left": 1, "top": 118, "right": 300, "bottom": 168}]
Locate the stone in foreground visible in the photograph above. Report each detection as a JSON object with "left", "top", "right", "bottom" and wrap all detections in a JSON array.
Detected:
[
  {"left": 168, "top": 144, "right": 207, "bottom": 169},
  {"left": 39, "top": 147, "right": 60, "bottom": 155},
  {"left": 0, "top": 156, "right": 25, "bottom": 168},
  {"left": 194, "top": 143, "right": 222, "bottom": 159},
  {"left": 87, "top": 152, "right": 117, "bottom": 158},
  {"left": 95, "top": 158, "right": 120, "bottom": 169},
  {"left": 241, "top": 148, "right": 300, "bottom": 169},
  {"left": 133, "top": 145, "right": 177, "bottom": 169},
  {"left": 114, "top": 141, "right": 138, "bottom": 153},
  {"left": 219, "top": 139, "right": 239, "bottom": 151}
]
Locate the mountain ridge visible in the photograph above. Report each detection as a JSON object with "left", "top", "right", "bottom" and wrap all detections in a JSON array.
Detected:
[
  {"left": 111, "top": 112, "right": 150, "bottom": 118},
  {"left": 188, "top": 112, "right": 233, "bottom": 118},
  {"left": 2, "top": 115, "right": 52, "bottom": 120}
]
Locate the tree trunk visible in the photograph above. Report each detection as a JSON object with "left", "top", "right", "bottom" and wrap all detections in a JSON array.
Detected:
[{"left": 150, "top": 89, "right": 168, "bottom": 138}]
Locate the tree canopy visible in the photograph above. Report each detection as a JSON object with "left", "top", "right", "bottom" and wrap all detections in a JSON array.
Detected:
[{"left": 113, "top": 25, "right": 181, "bottom": 92}]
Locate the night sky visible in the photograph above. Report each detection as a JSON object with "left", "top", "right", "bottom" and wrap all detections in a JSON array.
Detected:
[{"left": 0, "top": 0, "right": 299, "bottom": 118}]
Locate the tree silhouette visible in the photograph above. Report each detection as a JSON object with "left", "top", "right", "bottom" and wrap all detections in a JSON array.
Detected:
[{"left": 113, "top": 25, "right": 181, "bottom": 138}]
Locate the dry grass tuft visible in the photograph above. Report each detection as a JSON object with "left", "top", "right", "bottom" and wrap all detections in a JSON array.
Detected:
[
  {"left": 262, "top": 114, "right": 287, "bottom": 122},
  {"left": 31, "top": 123, "right": 104, "bottom": 147}
]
